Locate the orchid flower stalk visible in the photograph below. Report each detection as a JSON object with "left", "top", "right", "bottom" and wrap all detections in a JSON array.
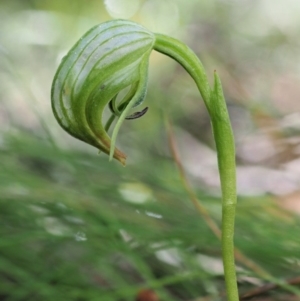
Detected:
[{"left": 51, "top": 19, "right": 238, "bottom": 301}]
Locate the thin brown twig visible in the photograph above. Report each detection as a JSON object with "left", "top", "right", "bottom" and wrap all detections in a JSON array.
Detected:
[
  {"left": 165, "top": 118, "right": 221, "bottom": 240},
  {"left": 164, "top": 117, "right": 268, "bottom": 278},
  {"left": 240, "top": 276, "right": 300, "bottom": 300}
]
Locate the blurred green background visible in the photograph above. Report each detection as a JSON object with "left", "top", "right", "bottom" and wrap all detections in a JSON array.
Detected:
[{"left": 1, "top": 0, "right": 300, "bottom": 300}]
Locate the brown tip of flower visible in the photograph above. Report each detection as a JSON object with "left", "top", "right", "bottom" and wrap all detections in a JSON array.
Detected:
[{"left": 113, "top": 148, "right": 127, "bottom": 166}]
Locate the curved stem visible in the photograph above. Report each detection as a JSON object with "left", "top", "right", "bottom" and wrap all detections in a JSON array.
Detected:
[
  {"left": 154, "top": 33, "right": 211, "bottom": 112},
  {"left": 154, "top": 35, "right": 238, "bottom": 301}
]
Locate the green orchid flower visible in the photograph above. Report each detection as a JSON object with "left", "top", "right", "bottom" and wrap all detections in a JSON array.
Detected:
[{"left": 51, "top": 19, "right": 238, "bottom": 301}]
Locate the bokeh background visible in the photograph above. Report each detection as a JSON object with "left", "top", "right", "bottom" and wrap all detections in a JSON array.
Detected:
[{"left": 1, "top": 0, "right": 300, "bottom": 300}]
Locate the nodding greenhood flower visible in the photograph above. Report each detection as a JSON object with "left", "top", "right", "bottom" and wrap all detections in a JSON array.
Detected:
[
  {"left": 51, "top": 19, "right": 222, "bottom": 165},
  {"left": 51, "top": 20, "right": 239, "bottom": 301}
]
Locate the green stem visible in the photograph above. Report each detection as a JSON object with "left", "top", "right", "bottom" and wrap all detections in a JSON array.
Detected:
[
  {"left": 154, "top": 33, "right": 211, "bottom": 111},
  {"left": 154, "top": 35, "right": 238, "bottom": 301},
  {"left": 210, "top": 73, "right": 238, "bottom": 301}
]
